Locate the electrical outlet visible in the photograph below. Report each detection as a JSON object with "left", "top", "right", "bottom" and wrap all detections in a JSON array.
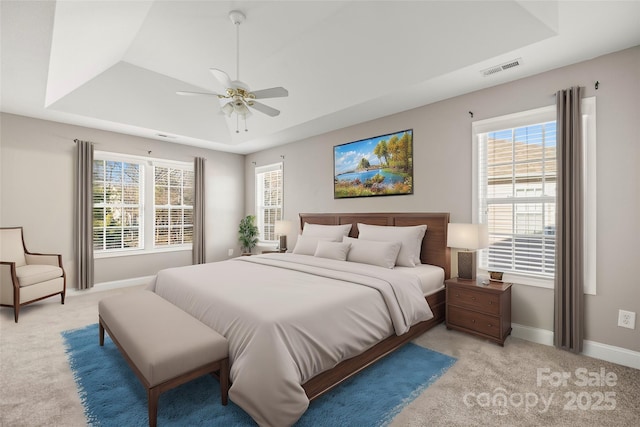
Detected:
[
  {"left": 617, "top": 310, "right": 636, "bottom": 329},
  {"left": 228, "top": 248, "right": 234, "bottom": 257}
]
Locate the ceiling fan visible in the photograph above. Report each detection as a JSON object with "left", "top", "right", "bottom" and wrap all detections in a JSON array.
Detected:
[{"left": 177, "top": 10, "right": 288, "bottom": 133}]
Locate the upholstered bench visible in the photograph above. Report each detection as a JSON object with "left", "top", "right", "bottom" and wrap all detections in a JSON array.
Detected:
[{"left": 98, "top": 290, "right": 229, "bottom": 427}]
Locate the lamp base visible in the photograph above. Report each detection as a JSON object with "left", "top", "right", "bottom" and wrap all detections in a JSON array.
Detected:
[
  {"left": 278, "top": 235, "right": 287, "bottom": 252},
  {"left": 457, "top": 250, "right": 477, "bottom": 280}
]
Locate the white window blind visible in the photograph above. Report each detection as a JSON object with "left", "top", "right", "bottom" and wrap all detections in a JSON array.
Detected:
[
  {"left": 477, "top": 120, "right": 557, "bottom": 278},
  {"left": 255, "top": 163, "right": 283, "bottom": 242},
  {"left": 93, "top": 157, "right": 143, "bottom": 252},
  {"left": 153, "top": 165, "right": 194, "bottom": 247},
  {"left": 93, "top": 151, "right": 194, "bottom": 257}
]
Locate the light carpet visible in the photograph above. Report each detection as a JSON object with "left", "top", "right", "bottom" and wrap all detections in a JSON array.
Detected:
[{"left": 62, "top": 323, "right": 456, "bottom": 426}]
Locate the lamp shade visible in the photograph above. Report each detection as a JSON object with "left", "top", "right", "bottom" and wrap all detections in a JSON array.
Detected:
[
  {"left": 274, "top": 220, "right": 292, "bottom": 236},
  {"left": 447, "top": 223, "right": 488, "bottom": 250}
]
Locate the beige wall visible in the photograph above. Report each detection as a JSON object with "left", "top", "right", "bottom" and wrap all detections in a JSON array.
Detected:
[
  {"left": 246, "top": 46, "right": 640, "bottom": 352},
  {"left": 0, "top": 113, "right": 245, "bottom": 286}
]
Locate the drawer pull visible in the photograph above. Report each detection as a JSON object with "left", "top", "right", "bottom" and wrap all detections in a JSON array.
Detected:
[
  {"left": 455, "top": 293, "right": 460, "bottom": 297},
  {"left": 471, "top": 319, "right": 476, "bottom": 323},
  {"left": 488, "top": 324, "right": 492, "bottom": 327},
  {"left": 489, "top": 301, "right": 493, "bottom": 305},
  {"left": 471, "top": 297, "right": 476, "bottom": 301}
]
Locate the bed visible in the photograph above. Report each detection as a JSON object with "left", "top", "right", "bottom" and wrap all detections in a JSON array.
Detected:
[{"left": 150, "top": 212, "right": 450, "bottom": 426}]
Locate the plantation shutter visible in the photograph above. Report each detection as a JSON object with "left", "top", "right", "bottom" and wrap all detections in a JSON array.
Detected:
[{"left": 255, "top": 163, "right": 283, "bottom": 241}]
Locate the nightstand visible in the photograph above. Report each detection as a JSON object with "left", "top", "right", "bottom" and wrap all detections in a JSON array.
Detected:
[{"left": 445, "top": 277, "right": 512, "bottom": 346}]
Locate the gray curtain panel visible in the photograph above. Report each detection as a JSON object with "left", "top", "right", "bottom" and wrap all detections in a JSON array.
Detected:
[
  {"left": 554, "top": 87, "right": 584, "bottom": 353},
  {"left": 75, "top": 139, "right": 94, "bottom": 290},
  {"left": 192, "top": 157, "right": 206, "bottom": 264}
]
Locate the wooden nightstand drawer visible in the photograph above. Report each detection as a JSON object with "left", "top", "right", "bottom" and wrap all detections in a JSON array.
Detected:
[
  {"left": 447, "top": 285, "right": 500, "bottom": 315},
  {"left": 447, "top": 306, "right": 501, "bottom": 339},
  {"left": 445, "top": 277, "right": 512, "bottom": 346}
]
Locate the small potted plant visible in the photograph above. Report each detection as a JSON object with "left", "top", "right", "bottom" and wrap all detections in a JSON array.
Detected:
[{"left": 238, "top": 215, "right": 259, "bottom": 255}]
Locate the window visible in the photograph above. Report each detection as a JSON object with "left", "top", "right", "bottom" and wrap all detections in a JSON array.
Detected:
[
  {"left": 477, "top": 120, "right": 557, "bottom": 278},
  {"left": 93, "top": 157, "right": 143, "bottom": 252},
  {"left": 255, "top": 163, "right": 283, "bottom": 242},
  {"left": 473, "top": 98, "right": 596, "bottom": 292},
  {"left": 93, "top": 151, "right": 193, "bottom": 256},
  {"left": 154, "top": 166, "right": 194, "bottom": 247}
]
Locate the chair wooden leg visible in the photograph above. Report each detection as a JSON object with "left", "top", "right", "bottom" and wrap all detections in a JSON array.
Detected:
[
  {"left": 61, "top": 291, "right": 66, "bottom": 305},
  {"left": 13, "top": 289, "right": 19, "bottom": 323}
]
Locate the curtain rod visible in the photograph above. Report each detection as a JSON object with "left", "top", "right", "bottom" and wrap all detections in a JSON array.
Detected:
[{"left": 552, "top": 83, "right": 594, "bottom": 97}]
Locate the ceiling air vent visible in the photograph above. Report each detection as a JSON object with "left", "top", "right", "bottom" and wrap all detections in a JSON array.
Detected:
[{"left": 481, "top": 58, "right": 522, "bottom": 77}]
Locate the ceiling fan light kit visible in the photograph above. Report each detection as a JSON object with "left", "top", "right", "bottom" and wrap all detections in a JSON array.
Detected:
[{"left": 177, "top": 10, "right": 289, "bottom": 134}]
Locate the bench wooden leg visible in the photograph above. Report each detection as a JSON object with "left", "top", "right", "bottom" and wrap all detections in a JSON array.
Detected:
[
  {"left": 148, "top": 387, "right": 160, "bottom": 427},
  {"left": 99, "top": 311, "right": 229, "bottom": 424},
  {"left": 220, "top": 358, "right": 229, "bottom": 406},
  {"left": 99, "top": 321, "right": 105, "bottom": 346}
]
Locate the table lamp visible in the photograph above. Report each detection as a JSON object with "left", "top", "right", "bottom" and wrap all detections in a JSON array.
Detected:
[
  {"left": 274, "top": 220, "right": 292, "bottom": 252},
  {"left": 447, "top": 223, "right": 488, "bottom": 280}
]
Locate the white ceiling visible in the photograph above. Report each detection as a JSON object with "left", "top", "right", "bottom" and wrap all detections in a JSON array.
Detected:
[{"left": 2, "top": 1, "right": 639, "bottom": 154}]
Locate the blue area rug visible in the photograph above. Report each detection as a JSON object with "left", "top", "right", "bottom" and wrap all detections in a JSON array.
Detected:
[{"left": 62, "top": 323, "right": 456, "bottom": 426}]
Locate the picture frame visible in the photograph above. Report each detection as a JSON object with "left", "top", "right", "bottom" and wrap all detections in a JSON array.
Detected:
[
  {"left": 334, "top": 129, "right": 413, "bottom": 199},
  {"left": 489, "top": 271, "right": 504, "bottom": 282}
]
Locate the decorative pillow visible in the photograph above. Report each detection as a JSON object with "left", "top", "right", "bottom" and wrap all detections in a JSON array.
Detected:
[
  {"left": 302, "top": 223, "right": 352, "bottom": 240},
  {"left": 292, "top": 235, "right": 337, "bottom": 256},
  {"left": 343, "top": 237, "right": 401, "bottom": 269},
  {"left": 314, "top": 240, "right": 351, "bottom": 261},
  {"left": 356, "top": 223, "right": 427, "bottom": 267}
]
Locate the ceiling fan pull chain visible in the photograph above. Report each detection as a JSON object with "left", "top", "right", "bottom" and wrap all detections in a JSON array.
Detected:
[
  {"left": 236, "top": 114, "right": 240, "bottom": 134},
  {"left": 244, "top": 116, "right": 248, "bottom": 132}
]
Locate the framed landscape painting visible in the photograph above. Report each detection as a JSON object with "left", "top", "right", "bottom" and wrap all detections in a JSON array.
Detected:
[{"left": 334, "top": 129, "right": 413, "bottom": 199}]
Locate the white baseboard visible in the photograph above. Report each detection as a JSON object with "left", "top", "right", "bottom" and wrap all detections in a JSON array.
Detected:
[
  {"left": 583, "top": 340, "right": 640, "bottom": 370},
  {"left": 511, "top": 323, "right": 554, "bottom": 346},
  {"left": 511, "top": 323, "right": 640, "bottom": 370},
  {"left": 66, "top": 275, "right": 155, "bottom": 297}
]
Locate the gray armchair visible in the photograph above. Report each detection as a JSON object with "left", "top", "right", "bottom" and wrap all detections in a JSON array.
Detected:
[{"left": 0, "top": 227, "right": 66, "bottom": 322}]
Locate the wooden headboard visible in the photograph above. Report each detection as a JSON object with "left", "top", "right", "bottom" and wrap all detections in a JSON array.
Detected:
[{"left": 299, "top": 212, "right": 451, "bottom": 280}]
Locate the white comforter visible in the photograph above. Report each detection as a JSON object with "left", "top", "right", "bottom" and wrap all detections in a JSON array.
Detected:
[{"left": 150, "top": 253, "right": 432, "bottom": 427}]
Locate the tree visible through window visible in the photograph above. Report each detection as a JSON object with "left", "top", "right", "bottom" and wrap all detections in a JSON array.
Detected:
[
  {"left": 154, "top": 166, "right": 194, "bottom": 247},
  {"left": 93, "top": 152, "right": 195, "bottom": 255},
  {"left": 93, "top": 159, "right": 143, "bottom": 251}
]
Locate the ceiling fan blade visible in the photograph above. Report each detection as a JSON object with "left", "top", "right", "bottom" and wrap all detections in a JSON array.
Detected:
[
  {"left": 210, "top": 68, "right": 232, "bottom": 89},
  {"left": 251, "top": 87, "right": 288, "bottom": 99},
  {"left": 176, "top": 90, "right": 222, "bottom": 97},
  {"left": 249, "top": 101, "right": 280, "bottom": 117}
]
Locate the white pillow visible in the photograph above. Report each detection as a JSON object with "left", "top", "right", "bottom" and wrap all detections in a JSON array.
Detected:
[
  {"left": 302, "top": 223, "right": 352, "bottom": 240},
  {"left": 292, "top": 235, "right": 337, "bottom": 256},
  {"left": 356, "top": 223, "right": 427, "bottom": 267},
  {"left": 314, "top": 240, "right": 351, "bottom": 261},
  {"left": 343, "top": 236, "right": 401, "bottom": 269}
]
